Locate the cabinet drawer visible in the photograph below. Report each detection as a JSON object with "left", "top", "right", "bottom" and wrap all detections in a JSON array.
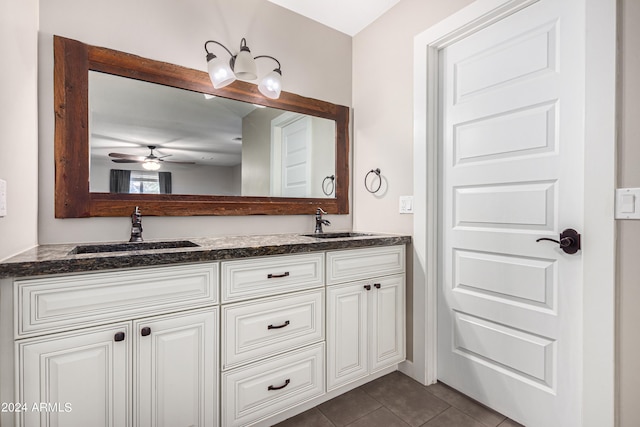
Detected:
[
  {"left": 221, "top": 253, "right": 324, "bottom": 302},
  {"left": 222, "top": 289, "right": 324, "bottom": 370},
  {"left": 16, "top": 263, "right": 218, "bottom": 338},
  {"left": 221, "top": 343, "right": 324, "bottom": 427},
  {"left": 326, "top": 245, "right": 405, "bottom": 285}
]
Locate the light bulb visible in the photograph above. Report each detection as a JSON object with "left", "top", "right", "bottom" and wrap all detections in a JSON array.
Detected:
[
  {"left": 207, "top": 54, "right": 236, "bottom": 89},
  {"left": 258, "top": 69, "right": 282, "bottom": 99},
  {"left": 142, "top": 160, "right": 161, "bottom": 171}
]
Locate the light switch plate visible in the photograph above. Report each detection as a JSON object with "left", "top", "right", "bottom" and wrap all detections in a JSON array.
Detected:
[
  {"left": 0, "top": 179, "right": 6, "bottom": 217},
  {"left": 615, "top": 188, "right": 640, "bottom": 219},
  {"left": 399, "top": 196, "right": 414, "bottom": 214}
]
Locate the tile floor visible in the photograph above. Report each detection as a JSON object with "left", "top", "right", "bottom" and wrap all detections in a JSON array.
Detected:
[{"left": 273, "top": 371, "right": 524, "bottom": 427}]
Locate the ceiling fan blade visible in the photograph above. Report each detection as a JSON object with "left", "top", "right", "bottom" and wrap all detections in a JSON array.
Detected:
[
  {"left": 111, "top": 159, "right": 142, "bottom": 163},
  {"left": 163, "top": 160, "right": 196, "bottom": 165},
  {"left": 109, "top": 152, "right": 146, "bottom": 161}
]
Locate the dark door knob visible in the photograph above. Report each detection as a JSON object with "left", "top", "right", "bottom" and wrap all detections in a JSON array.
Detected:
[{"left": 536, "top": 228, "right": 581, "bottom": 254}]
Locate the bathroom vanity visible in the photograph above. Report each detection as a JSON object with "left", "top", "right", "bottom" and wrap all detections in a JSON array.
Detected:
[{"left": 0, "top": 233, "right": 409, "bottom": 427}]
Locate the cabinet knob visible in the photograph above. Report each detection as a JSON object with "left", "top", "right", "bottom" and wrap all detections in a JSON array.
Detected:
[
  {"left": 374, "top": 283, "right": 381, "bottom": 289},
  {"left": 141, "top": 327, "right": 151, "bottom": 336},
  {"left": 114, "top": 332, "right": 125, "bottom": 342},
  {"left": 364, "top": 284, "right": 371, "bottom": 290}
]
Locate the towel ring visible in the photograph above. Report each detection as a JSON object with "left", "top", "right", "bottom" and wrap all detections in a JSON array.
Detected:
[
  {"left": 322, "top": 175, "right": 335, "bottom": 196},
  {"left": 364, "top": 168, "right": 382, "bottom": 194}
]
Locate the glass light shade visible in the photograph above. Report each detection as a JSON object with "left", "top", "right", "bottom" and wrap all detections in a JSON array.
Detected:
[
  {"left": 233, "top": 50, "right": 258, "bottom": 80},
  {"left": 258, "top": 70, "right": 282, "bottom": 99},
  {"left": 207, "top": 56, "right": 236, "bottom": 89},
  {"left": 142, "top": 160, "right": 161, "bottom": 171}
]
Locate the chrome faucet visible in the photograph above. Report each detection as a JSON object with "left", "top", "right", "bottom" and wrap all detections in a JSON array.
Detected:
[
  {"left": 129, "top": 206, "right": 143, "bottom": 242},
  {"left": 314, "top": 208, "right": 331, "bottom": 234}
]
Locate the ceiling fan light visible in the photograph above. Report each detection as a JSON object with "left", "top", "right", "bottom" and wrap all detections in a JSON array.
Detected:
[
  {"left": 143, "top": 160, "right": 161, "bottom": 171},
  {"left": 207, "top": 54, "right": 236, "bottom": 89},
  {"left": 258, "top": 69, "right": 282, "bottom": 99},
  {"left": 233, "top": 49, "right": 258, "bottom": 80}
]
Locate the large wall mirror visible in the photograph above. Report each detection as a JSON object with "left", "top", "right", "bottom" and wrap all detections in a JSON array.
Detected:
[{"left": 54, "top": 36, "right": 349, "bottom": 217}]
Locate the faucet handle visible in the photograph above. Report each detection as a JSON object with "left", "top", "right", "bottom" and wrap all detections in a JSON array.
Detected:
[{"left": 316, "top": 208, "right": 327, "bottom": 215}]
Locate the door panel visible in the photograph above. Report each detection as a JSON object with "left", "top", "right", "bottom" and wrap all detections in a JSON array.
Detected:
[
  {"left": 134, "top": 308, "right": 218, "bottom": 427},
  {"left": 438, "top": 0, "right": 584, "bottom": 426},
  {"left": 281, "top": 117, "right": 311, "bottom": 197},
  {"left": 326, "top": 283, "right": 368, "bottom": 390},
  {"left": 18, "top": 323, "right": 131, "bottom": 427},
  {"left": 370, "top": 275, "right": 406, "bottom": 372}
]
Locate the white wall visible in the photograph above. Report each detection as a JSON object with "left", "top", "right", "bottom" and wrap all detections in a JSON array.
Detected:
[
  {"left": 617, "top": 0, "right": 640, "bottom": 425},
  {"left": 352, "top": 0, "right": 473, "bottom": 235},
  {"left": 351, "top": 0, "right": 473, "bottom": 367},
  {"left": 0, "top": 0, "right": 39, "bottom": 260},
  {"left": 310, "top": 117, "right": 336, "bottom": 198},
  {"left": 242, "top": 108, "right": 282, "bottom": 196},
  {"left": 38, "top": 0, "right": 352, "bottom": 244}
]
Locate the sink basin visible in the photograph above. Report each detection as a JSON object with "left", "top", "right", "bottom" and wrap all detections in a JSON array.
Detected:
[
  {"left": 301, "top": 232, "right": 373, "bottom": 239},
  {"left": 69, "top": 240, "right": 200, "bottom": 255}
]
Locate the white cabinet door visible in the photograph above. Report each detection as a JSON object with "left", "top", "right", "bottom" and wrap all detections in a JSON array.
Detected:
[
  {"left": 327, "top": 274, "right": 406, "bottom": 391},
  {"left": 370, "top": 275, "right": 405, "bottom": 372},
  {"left": 326, "top": 282, "right": 368, "bottom": 391},
  {"left": 134, "top": 308, "right": 218, "bottom": 427},
  {"left": 18, "top": 323, "right": 131, "bottom": 427}
]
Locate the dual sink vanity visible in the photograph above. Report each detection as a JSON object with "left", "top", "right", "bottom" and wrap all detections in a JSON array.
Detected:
[{"left": 0, "top": 232, "right": 410, "bottom": 427}]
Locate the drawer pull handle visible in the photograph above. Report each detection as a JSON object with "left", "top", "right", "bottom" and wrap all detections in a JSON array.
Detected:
[
  {"left": 114, "top": 332, "right": 125, "bottom": 342},
  {"left": 374, "top": 283, "right": 381, "bottom": 289},
  {"left": 364, "top": 284, "right": 372, "bottom": 290},
  {"left": 268, "top": 272, "right": 290, "bottom": 279},
  {"left": 268, "top": 379, "right": 290, "bottom": 391},
  {"left": 141, "top": 327, "right": 151, "bottom": 336},
  {"left": 268, "top": 320, "right": 290, "bottom": 330}
]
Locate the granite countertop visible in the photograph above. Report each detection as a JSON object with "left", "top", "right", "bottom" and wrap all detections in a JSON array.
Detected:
[{"left": 0, "top": 232, "right": 411, "bottom": 279}]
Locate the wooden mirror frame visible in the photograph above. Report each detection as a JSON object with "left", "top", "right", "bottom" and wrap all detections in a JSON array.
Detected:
[{"left": 54, "top": 36, "right": 350, "bottom": 218}]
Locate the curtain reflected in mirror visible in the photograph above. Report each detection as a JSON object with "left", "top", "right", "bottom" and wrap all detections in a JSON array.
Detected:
[{"left": 109, "top": 169, "right": 172, "bottom": 194}]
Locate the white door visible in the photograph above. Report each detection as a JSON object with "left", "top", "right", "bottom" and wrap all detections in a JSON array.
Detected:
[
  {"left": 438, "top": 1, "right": 584, "bottom": 426},
  {"left": 18, "top": 323, "right": 131, "bottom": 427},
  {"left": 280, "top": 117, "right": 311, "bottom": 197},
  {"left": 134, "top": 308, "right": 218, "bottom": 427}
]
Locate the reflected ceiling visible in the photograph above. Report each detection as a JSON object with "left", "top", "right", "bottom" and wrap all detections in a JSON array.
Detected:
[{"left": 89, "top": 71, "right": 257, "bottom": 167}]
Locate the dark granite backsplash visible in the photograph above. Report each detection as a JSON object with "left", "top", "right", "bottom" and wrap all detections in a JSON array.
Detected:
[{"left": 0, "top": 233, "right": 411, "bottom": 279}]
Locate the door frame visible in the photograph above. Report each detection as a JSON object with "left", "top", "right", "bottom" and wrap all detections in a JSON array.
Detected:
[{"left": 409, "top": 0, "right": 616, "bottom": 425}]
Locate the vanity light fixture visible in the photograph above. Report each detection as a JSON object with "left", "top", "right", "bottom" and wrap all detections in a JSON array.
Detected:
[{"left": 204, "top": 38, "right": 283, "bottom": 99}]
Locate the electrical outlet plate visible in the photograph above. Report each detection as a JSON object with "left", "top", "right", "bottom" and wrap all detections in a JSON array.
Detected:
[
  {"left": 615, "top": 188, "right": 640, "bottom": 219},
  {"left": 399, "top": 196, "right": 414, "bottom": 214},
  {"left": 0, "top": 179, "right": 6, "bottom": 217}
]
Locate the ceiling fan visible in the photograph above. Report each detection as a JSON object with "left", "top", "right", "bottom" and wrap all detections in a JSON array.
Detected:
[{"left": 109, "top": 145, "right": 195, "bottom": 170}]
